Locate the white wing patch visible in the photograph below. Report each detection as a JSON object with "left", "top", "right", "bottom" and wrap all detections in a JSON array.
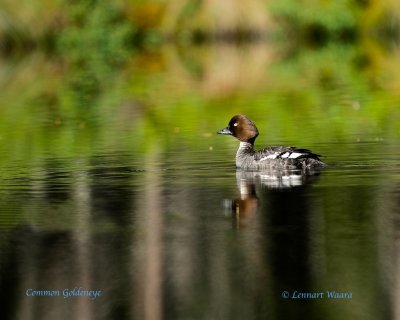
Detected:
[
  {"left": 259, "top": 150, "right": 305, "bottom": 161},
  {"left": 259, "top": 153, "right": 279, "bottom": 161},
  {"left": 289, "top": 152, "right": 303, "bottom": 158}
]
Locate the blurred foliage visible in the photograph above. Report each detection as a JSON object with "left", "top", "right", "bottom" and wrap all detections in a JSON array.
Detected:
[
  {"left": 57, "top": 0, "right": 133, "bottom": 108},
  {"left": 1, "top": 0, "right": 400, "bottom": 52},
  {"left": 269, "top": 0, "right": 356, "bottom": 42}
]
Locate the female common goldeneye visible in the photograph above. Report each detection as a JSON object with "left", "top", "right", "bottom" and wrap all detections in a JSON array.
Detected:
[{"left": 217, "top": 115, "right": 326, "bottom": 170}]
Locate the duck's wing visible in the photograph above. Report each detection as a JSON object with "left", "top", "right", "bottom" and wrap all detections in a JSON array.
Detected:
[{"left": 255, "top": 146, "right": 322, "bottom": 161}]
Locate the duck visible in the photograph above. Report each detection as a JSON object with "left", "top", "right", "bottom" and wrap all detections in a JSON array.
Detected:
[{"left": 217, "top": 115, "right": 326, "bottom": 171}]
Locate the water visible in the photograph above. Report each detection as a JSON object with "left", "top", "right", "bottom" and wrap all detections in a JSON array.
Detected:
[{"left": 1, "top": 44, "right": 400, "bottom": 320}]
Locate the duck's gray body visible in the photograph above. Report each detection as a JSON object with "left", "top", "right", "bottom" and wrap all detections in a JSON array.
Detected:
[{"left": 236, "top": 142, "right": 325, "bottom": 171}]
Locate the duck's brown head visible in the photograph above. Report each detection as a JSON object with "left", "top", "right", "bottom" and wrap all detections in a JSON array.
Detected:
[{"left": 217, "top": 115, "right": 259, "bottom": 144}]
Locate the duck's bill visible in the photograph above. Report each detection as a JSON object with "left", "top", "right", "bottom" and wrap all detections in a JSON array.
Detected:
[{"left": 217, "top": 127, "right": 232, "bottom": 135}]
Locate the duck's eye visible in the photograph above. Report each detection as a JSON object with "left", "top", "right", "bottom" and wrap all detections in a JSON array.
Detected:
[{"left": 233, "top": 123, "right": 238, "bottom": 127}]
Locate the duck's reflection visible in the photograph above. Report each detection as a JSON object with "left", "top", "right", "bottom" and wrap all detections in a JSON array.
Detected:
[{"left": 228, "top": 169, "right": 321, "bottom": 226}]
